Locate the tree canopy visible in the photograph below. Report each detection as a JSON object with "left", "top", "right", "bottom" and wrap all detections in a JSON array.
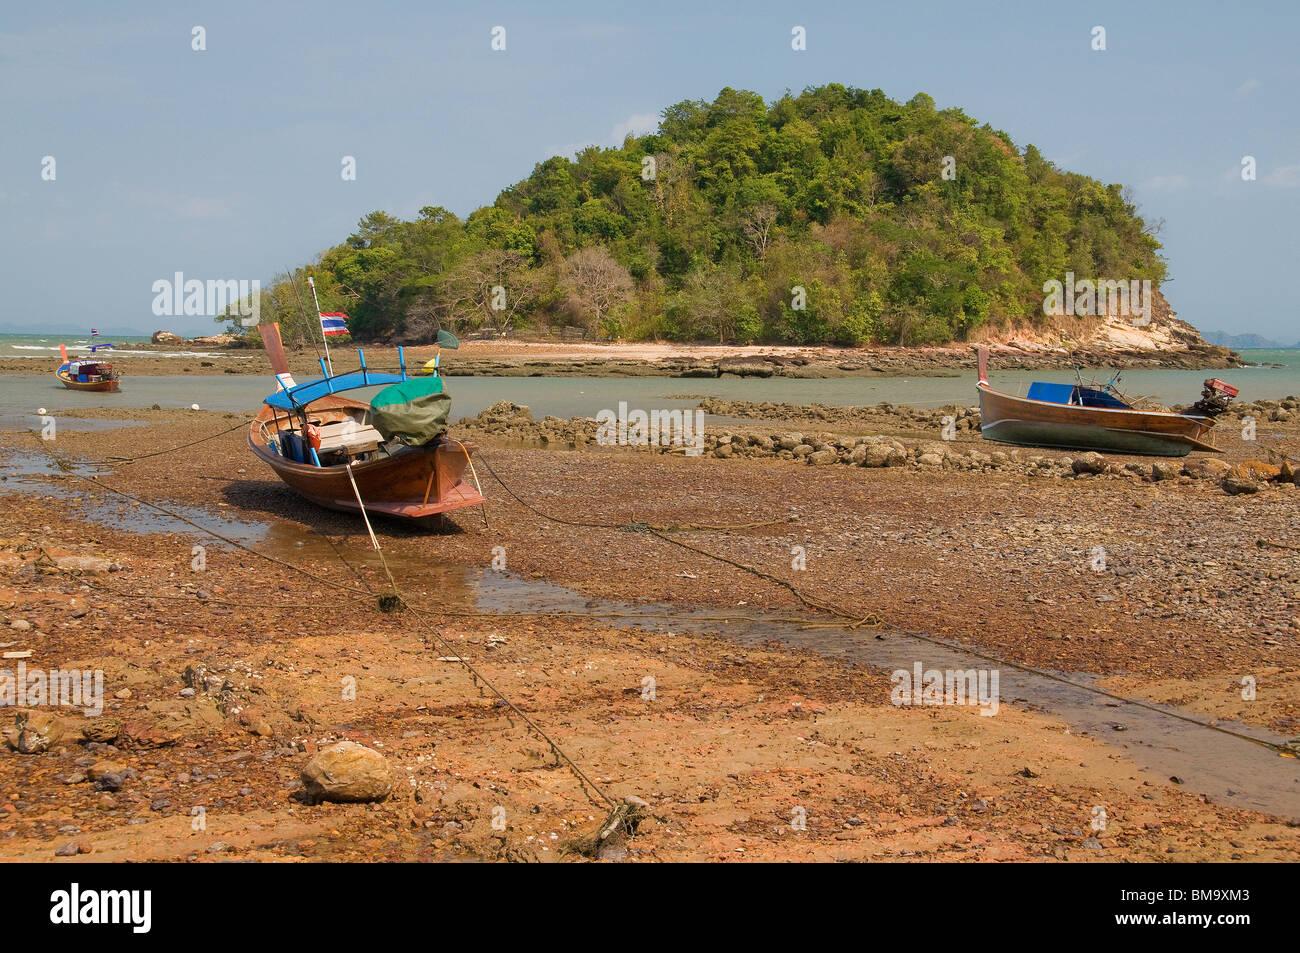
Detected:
[{"left": 232, "top": 84, "right": 1166, "bottom": 347}]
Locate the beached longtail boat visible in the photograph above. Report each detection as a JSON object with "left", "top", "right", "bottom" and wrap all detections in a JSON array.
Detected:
[
  {"left": 975, "top": 348, "right": 1236, "bottom": 457},
  {"left": 55, "top": 344, "right": 120, "bottom": 392},
  {"left": 248, "top": 323, "right": 485, "bottom": 529}
]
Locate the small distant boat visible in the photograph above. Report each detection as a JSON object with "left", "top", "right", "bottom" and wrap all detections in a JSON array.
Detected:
[
  {"left": 55, "top": 344, "right": 120, "bottom": 392},
  {"left": 247, "top": 323, "right": 485, "bottom": 530},
  {"left": 975, "top": 348, "right": 1235, "bottom": 457}
]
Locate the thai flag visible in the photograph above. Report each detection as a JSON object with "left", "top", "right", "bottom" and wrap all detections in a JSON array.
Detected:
[
  {"left": 319, "top": 312, "right": 350, "bottom": 336},
  {"left": 90, "top": 328, "right": 99, "bottom": 336}
]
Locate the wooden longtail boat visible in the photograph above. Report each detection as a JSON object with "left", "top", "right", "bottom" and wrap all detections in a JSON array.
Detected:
[
  {"left": 975, "top": 348, "right": 1233, "bottom": 457},
  {"left": 55, "top": 344, "right": 120, "bottom": 392},
  {"left": 247, "top": 323, "right": 485, "bottom": 530}
]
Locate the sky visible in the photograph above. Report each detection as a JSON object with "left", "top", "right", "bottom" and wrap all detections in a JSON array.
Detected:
[{"left": 2, "top": 0, "right": 1298, "bottom": 341}]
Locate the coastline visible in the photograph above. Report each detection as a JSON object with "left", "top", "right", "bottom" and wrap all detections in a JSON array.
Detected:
[{"left": 0, "top": 337, "right": 1243, "bottom": 379}]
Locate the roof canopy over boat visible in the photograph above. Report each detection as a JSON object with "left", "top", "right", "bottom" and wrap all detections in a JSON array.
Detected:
[{"left": 264, "top": 347, "right": 411, "bottom": 411}]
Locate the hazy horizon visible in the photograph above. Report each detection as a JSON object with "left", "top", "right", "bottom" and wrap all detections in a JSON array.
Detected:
[{"left": 4, "top": 1, "right": 1298, "bottom": 340}]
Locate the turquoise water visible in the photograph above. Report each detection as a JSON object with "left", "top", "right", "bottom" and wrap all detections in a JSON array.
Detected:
[
  {"left": 0, "top": 331, "right": 236, "bottom": 360},
  {"left": 0, "top": 346, "right": 1295, "bottom": 421}
]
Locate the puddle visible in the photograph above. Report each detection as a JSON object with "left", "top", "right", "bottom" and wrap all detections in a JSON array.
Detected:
[
  {"left": 1, "top": 449, "right": 476, "bottom": 596},
  {"left": 0, "top": 452, "right": 270, "bottom": 548},
  {"left": 474, "top": 572, "right": 1300, "bottom": 820}
]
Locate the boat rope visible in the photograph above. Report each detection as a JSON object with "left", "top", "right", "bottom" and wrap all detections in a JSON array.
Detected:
[
  {"left": 333, "top": 472, "right": 616, "bottom": 809},
  {"left": 475, "top": 450, "right": 1299, "bottom": 758},
  {"left": 442, "top": 437, "right": 489, "bottom": 530},
  {"left": 475, "top": 451, "right": 882, "bottom": 629},
  {"left": 22, "top": 436, "right": 1298, "bottom": 760},
  {"left": 344, "top": 463, "right": 383, "bottom": 552},
  {"left": 99, "top": 417, "right": 255, "bottom": 465},
  {"left": 26, "top": 433, "right": 620, "bottom": 808}
]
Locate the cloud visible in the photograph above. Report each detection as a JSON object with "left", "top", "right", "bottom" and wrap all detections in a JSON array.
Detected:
[
  {"left": 1142, "top": 174, "right": 1191, "bottom": 191},
  {"left": 1236, "top": 78, "right": 1261, "bottom": 97},
  {"left": 611, "top": 112, "right": 659, "bottom": 142},
  {"left": 1264, "top": 164, "right": 1300, "bottom": 188},
  {"left": 548, "top": 111, "right": 661, "bottom": 159}
]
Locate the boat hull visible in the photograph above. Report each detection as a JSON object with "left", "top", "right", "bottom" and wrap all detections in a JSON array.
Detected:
[
  {"left": 56, "top": 372, "right": 119, "bottom": 392},
  {"left": 978, "top": 383, "right": 1218, "bottom": 457},
  {"left": 248, "top": 400, "right": 484, "bottom": 528}
]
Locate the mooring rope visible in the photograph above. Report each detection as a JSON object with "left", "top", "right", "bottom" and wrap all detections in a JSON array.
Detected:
[
  {"left": 18, "top": 433, "right": 1297, "bottom": 763},
  {"left": 475, "top": 450, "right": 1299, "bottom": 759},
  {"left": 24, "top": 434, "right": 618, "bottom": 808}
]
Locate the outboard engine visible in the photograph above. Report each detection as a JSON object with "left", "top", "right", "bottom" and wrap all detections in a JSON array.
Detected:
[{"left": 1189, "top": 378, "right": 1239, "bottom": 417}]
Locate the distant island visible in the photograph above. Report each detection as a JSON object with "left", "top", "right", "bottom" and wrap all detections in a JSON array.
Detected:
[
  {"left": 238, "top": 85, "right": 1178, "bottom": 350},
  {"left": 1199, "top": 330, "right": 1299, "bottom": 349}
]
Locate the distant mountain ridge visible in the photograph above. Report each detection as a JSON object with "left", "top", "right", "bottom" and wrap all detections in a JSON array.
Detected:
[{"left": 1200, "top": 330, "right": 1299, "bottom": 349}]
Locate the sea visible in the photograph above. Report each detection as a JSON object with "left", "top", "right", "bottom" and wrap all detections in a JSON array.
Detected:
[
  {"left": 0, "top": 332, "right": 1296, "bottom": 421},
  {"left": 0, "top": 332, "right": 225, "bottom": 360}
]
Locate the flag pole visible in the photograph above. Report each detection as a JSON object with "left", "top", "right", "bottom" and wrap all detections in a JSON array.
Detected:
[{"left": 306, "top": 276, "right": 334, "bottom": 376}]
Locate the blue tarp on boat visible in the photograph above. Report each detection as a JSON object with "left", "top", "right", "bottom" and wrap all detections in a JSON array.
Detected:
[{"left": 1026, "top": 382, "right": 1074, "bottom": 404}]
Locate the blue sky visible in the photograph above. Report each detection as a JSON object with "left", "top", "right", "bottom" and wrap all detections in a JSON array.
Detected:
[{"left": 3, "top": 0, "right": 1298, "bottom": 340}]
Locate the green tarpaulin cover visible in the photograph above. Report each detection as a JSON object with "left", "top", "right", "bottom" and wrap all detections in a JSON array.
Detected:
[{"left": 370, "top": 376, "right": 450, "bottom": 446}]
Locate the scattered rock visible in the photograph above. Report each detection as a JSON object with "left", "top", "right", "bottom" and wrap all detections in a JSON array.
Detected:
[
  {"left": 1222, "top": 476, "right": 1259, "bottom": 495},
  {"left": 1071, "top": 452, "right": 1107, "bottom": 475},
  {"left": 300, "top": 741, "right": 392, "bottom": 804}
]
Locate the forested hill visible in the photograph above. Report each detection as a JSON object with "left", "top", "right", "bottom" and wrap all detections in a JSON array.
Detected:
[{"left": 248, "top": 85, "right": 1168, "bottom": 348}]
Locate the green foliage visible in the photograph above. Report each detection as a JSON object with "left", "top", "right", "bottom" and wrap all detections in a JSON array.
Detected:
[{"left": 256, "top": 85, "right": 1165, "bottom": 346}]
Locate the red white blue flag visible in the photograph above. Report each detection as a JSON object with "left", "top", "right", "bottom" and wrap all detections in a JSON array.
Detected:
[
  {"left": 90, "top": 328, "right": 99, "bottom": 336},
  {"left": 319, "top": 312, "right": 350, "bottom": 337}
]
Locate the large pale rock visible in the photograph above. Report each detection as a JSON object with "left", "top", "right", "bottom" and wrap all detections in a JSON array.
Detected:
[
  {"left": 301, "top": 741, "right": 392, "bottom": 804},
  {"left": 151, "top": 330, "right": 184, "bottom": 344},
  {"left": 1071, "top": 452, "right": 1107, "bottom": 475}
]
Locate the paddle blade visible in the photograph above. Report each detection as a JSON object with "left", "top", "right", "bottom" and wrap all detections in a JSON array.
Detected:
[
  {"left": 257, "top": 323, "right": 291, "bottom": 376},
  {"left": 59, "top": 344, "right": 68, "bottom": 362}
]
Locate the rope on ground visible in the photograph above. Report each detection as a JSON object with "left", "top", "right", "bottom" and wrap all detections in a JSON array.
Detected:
[
  {"left": 27, "top": 435, "right": 373, "bottom": 597},
  {"left": 340, "top": 487, "right": 616, "bottom": 810},
  {"left": 477, "top": 449, "right": 1299, "bottom": 758},
  {"left": 477, "top": 451, "right": 882, "bottom": 630},
  {"left": 27, "top": 434, "right": 620, "bottom": 808},
  {"left": 99, "top": 417, "right": 255, "bottom": 465}
]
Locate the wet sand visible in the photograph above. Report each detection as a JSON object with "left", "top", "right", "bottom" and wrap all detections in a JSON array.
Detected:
[{"left": 0, "top": 400, "right": 1296, "bottom": 861}]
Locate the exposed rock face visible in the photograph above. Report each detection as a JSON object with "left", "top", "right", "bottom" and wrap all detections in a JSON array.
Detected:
[
  {"left": 301, "top": 741, "right": 392, "bottom": 804},
  {"left": 151, "top": 331, "right": 184, "bottom": 344}
]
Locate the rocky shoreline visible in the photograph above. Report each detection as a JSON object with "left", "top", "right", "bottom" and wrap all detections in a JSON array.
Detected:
[
  {"left": 0, "top": 337, "right": 1244, "bottom": 379},
  {"left": 456, "top": 395, "right": 1299, "bottom": 496}
]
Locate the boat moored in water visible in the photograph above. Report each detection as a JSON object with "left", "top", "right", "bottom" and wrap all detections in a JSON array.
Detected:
[{"left": 55, "top": 344, "right": 120, "bottom": 392}]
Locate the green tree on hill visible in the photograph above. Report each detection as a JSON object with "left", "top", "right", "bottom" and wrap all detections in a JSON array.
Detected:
[{"left": 237, "top": 84, "right": 1167, "bottom": 346}]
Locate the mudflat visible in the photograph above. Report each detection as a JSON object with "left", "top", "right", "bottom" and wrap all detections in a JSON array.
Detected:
[{"left": 0, "top": 395, "right": 1296, "bottom": 861}]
